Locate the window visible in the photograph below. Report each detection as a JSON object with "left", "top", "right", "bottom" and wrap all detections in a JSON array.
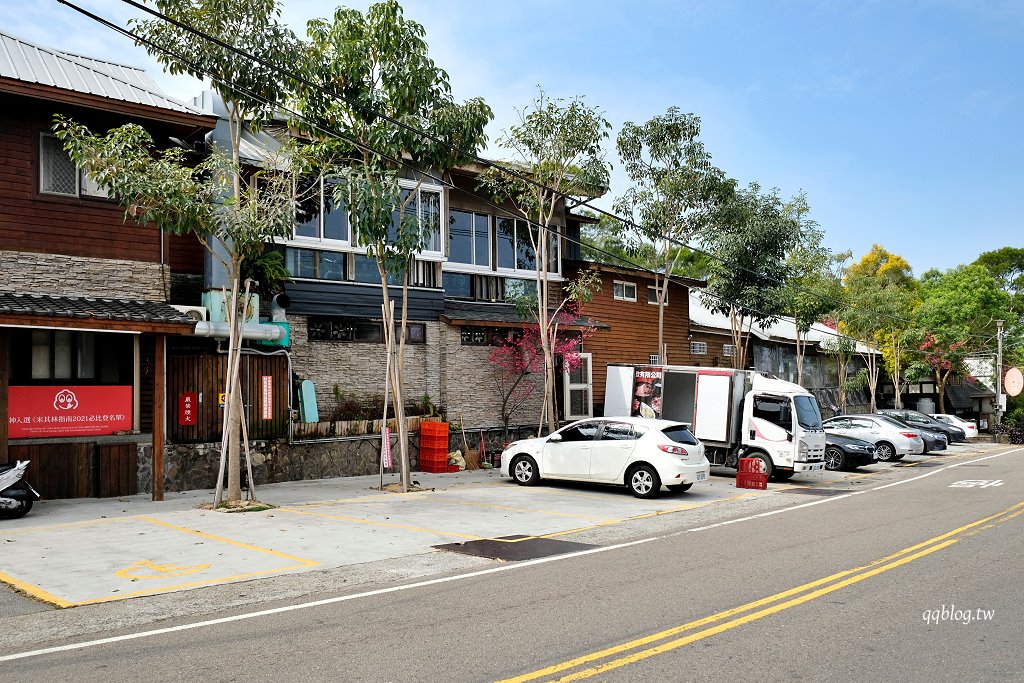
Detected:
[
  {"left": 495, "top": 217, "right": 559, "bottom": 275},
  {"left": 690, "top": 341, "right": 707, "bottom": 355},
  {"left": 613, "top": 281, "right": 637, "bottom": 302},
  {"left": 19, "top": 330, "right": 131, "bottom": 384},
  {"left": 295, "top": 176, "right": 349, "bottom": 243},
  {"left": 557, "top": 421, "right": 600, "bottom": 442},
  {"left": 448, "top": 209, "right": 491, "bottom": 268},
  {"left": 388, "top": 184, "right": 443, "bottom": 255},
  {"left": 460, "top": 326, "right": 508, "bottom": 346},
  {"left": 285, "top": 248, "right": 346, "bottom": 281},
  {"left": 649, "top": 353, "right": 661, "bottom": 364},
  {"left": 308, "top": 317, "right": 424, "bottom": 344},
  {"left": 723, "top": 344, "right": 735, "bottom": 357},
  {"left": 753, "top": 396, "right": 791, "bottom": 430},
  {"left": 647, "top": 285, "right": 666, "bottom": 305},
  {"left": 39, "top": 134, "right": 110, "bottom": 199},
  {"left": 599, "top": 422, "right": 635, "bottom": 441}
]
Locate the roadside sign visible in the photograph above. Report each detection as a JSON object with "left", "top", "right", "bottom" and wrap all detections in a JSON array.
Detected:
[{"left": 1005, "top": 367, "right": 1023, "bottom": 397}]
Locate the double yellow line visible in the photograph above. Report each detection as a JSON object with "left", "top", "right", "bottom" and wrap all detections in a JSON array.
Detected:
[{"left": 499, "top": 500, "right": 1024, "bottom": 683}]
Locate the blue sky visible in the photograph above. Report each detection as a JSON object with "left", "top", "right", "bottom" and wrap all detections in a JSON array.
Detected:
[{"left": 9, "top": 1, "right": 1022, "bottom": 274}]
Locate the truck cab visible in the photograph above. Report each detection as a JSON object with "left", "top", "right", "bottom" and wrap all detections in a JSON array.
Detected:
[{"left": 743, "top": 374, "right": 826, "bottom": 479}]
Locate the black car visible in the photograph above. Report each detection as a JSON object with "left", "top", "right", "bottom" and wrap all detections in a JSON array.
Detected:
[
  {"left": 824, "top": 433, "right": 877, "bottom": 470},
  {"left": 875, "top": 414, "right": 947, "bottom": 453},
  {"left": 878, "top": 409, "right": 967, "bottom": 444}
]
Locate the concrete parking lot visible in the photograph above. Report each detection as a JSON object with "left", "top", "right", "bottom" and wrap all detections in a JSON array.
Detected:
[{"left": 0, "top": 443, "right": 996, "bottom": 608}]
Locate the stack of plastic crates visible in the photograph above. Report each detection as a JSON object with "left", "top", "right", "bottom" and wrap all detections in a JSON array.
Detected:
[
  {"left": 419, "top": 421, "right": 455, "bottom": 473},
  {"left": 736, "top": 457, "right": 768, "bottom": 490}
]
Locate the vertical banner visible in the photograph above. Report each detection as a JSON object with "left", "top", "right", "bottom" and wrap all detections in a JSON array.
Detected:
[
  {"left": 261, "top": 375, "right": 273, "bottom": 420},
  {"left": 631, "top": 365, "right": 665, "bottom": 419},
  {"left": 178, "top": 392, "right": 197, "bottom": 426},
  {"left": 381, "top": 426, "right": 393, "bottom": 468}
]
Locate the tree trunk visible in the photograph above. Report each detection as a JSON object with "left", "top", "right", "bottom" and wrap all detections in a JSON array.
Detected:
[{"left": 795, "top": 329, "right": 805, "bottom": 386}]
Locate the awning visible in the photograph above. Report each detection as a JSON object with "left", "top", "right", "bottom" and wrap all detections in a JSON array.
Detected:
[
  {"left": 0, "top": 293, "right": 196, "bottom": 335},
  {"left": 440, "top": 300, "right": 609, "bottom": 331}
]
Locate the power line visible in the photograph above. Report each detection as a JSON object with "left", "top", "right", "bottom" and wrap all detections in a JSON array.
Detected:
[{"left": 56, "top": 0, "right": 1016, "bottom": 357}]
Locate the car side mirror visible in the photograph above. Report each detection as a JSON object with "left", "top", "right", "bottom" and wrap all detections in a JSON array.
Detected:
[
  {"left": 548, "top": 433, "right": 562, "bottom": 443},
  {"left": 786, "top": 431, "right": 793, "bottom": 442}
]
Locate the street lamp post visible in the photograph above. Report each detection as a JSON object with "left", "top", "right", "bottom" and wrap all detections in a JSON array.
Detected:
[{"left": 995, "top": 319, "right": 1004, "bottom": 429}]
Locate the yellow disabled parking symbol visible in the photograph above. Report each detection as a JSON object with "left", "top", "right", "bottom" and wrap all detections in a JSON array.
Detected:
[{"left": 116, "top": 559, "right": 212, "bottom": 580}]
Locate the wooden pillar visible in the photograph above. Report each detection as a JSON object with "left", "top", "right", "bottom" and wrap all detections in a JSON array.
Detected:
[
  {"left": 0, "top": 329, "right": 8, "bottom": 464},
  {"left": 152, "top": 334, "right": 165, "bottom": 501}
]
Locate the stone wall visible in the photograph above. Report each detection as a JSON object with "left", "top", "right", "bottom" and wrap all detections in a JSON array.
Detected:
[
  {"left": 0, "top": 250, "right": 170, "bottom": 300},
  {"left": 137, "top": 425, "right": 539, "bottom": 493},
  {"left": 288, "top": 316, "right": 443, "bottom": 420}
]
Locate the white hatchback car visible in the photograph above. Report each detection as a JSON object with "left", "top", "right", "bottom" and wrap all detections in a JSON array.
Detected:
[
  {"left": 930, "top": 414, "right": 980, "bottom": 438},
  {"left": 500, "top": 417, "right": 710, "bottom": 498},
  {"left": 822, "top": 415, "right": 925, "bottom": 461}
]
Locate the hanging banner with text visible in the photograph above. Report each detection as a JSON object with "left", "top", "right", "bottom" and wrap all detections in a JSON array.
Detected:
[
  {"left": 261, "top": 375, "right": 273, "bottom": 420},
  {"left": 8, "top": 386, "right": 133, "bottom": 438},
  {"left": 381, "top": 426, "right": 392, "bottom": 469}
]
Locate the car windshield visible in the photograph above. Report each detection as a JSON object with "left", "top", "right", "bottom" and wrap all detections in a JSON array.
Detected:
[
  {"left": 876, "top": 415, "right": 914, "bottom": 430},
  {"left": 794, "top": 396, "right": 823, "bottom": 430},
  {"left": 661, "top": 425, "right": 698, "bottom": 445}
]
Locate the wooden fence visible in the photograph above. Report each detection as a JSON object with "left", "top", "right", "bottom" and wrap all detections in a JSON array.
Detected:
[{"left": 167, "top": 351, "right": 290, "bottom": 444}]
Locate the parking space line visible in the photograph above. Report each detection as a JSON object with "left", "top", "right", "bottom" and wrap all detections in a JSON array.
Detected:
[
  {"left": 276, "top": 507, "right": 485, "bottom": 540},
  {"left": 420, "top": 498, "right": 619, "bottom": 522},
  {"left": 1, "top": 515, "right": 141, "bottom": 537},
  {"left": 0, "top": 570, "right": 73, "bottom": 608},
  {"left": 137, "top": 517, "right": 322, "bottom": 564}
]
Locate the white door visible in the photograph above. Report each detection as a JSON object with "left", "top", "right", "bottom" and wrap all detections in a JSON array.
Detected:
[
  {"left": 589, "top": 421, "right": 639, "bottom": 482},
  {"left": 563, "top": 353, "right": 593, "bottom": 421}
]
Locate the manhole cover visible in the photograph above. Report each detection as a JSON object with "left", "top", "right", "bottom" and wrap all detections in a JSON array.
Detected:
[
  {"left": 783, "top": 488, "right": 853, "bottom": 496},
  {"left": 434, "top": 535, "right": 598, "bottom": 561}
]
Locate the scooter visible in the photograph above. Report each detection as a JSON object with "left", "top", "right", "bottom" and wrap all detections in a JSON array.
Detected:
[{"left": 0, "top": 461, "right": 41, "bottom": 519}]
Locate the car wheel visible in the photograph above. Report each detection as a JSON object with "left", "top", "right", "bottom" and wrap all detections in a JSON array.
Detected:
[
  {"left": 511, "top": 455, "right": 540, "bottom": 486},
  {"left": 824, "top": 447, "right": 845, "bottom": 471},
  {"left": 627, "top": 465, "right": 661, "bottom": 499},
  {"left": 874, "top": 442, "right": 897, "bottom": 462},
  {"left": 667, "top": 482, "right": 693, "bottom": 493}
]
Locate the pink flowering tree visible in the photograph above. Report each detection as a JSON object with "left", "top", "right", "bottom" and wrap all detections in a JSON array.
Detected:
[
  {"left": 919, "top": 333, "right": 968, "bottom": 414},
  {"left": 488, "top": 300, "right": 592, "bottom": 441}
]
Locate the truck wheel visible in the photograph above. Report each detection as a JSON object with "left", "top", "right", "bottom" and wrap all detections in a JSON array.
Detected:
[
  {"left": 773, "top": 470, "right": 795, "bottom": 481},
  {"left": 874, "top": 442, "right": 896, "bottom": 462},
  {"left": 749, "top": 453, "right": 773, "bottom": 480},
  {"left": 627, "top": 465, "right": 661, "bottom": 499},
  {"left": 667, "top": 483, "right": 693, "bottom": 493},
  {"left": 511, "top": 456, "right": 540, "bottom": 486}
]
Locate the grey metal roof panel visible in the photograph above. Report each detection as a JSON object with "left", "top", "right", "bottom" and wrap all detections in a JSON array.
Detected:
[
  {"left": 0, "top": 29, "right": 205, "bottom": 116},
  {"left": 0, "top": 292, "right": 195, "bottom": 325}
]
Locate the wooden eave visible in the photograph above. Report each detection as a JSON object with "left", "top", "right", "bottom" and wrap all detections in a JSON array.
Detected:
[
  {"left": 0, "top": 78, "right": 217, "bottom": 132},
  {"left": 0, "top": 314, "right": 194, "bottom": 336}
]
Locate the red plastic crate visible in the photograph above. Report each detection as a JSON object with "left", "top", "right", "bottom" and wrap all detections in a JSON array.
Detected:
[
  {"left": 420, "top": 422, "right": 449, "bottom": 438},
  {"left": 736, "top": 472, "right": 768, "bottom": 490},
  {"left": 737, "top": 457, "right": 765, "bottom": 474},
  {"left": 419, "top": 461, "right": 448, "bottom": 473}
]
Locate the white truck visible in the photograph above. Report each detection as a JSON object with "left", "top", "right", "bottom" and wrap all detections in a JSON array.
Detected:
[{"left": 604, "top": 364, "right": 826, "bottom": 481}]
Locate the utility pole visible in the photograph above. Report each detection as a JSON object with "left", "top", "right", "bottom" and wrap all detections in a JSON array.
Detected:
[{"left": 995, "top": 319, "right": 1004, "bottom": 429}]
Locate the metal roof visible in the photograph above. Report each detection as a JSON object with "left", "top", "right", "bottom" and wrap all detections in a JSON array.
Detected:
[{"left": 0, "top": 28, "right": 205, "bottom": 117}]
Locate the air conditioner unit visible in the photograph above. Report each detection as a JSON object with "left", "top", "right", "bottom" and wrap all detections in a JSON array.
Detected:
[{"left": 170, "top": 304, "right": 208, "bottom": 322}]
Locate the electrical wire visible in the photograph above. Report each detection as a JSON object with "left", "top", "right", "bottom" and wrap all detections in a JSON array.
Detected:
[{"left": 54, "top": 0, "right": 1018, "bottom": 359}]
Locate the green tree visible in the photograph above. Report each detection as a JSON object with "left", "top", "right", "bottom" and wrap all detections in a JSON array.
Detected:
[
  {"left": 480, "top": 89, "right": 610, "bottom": 434},
  {"left": 777, "top": 193, "right": 848, "bottom": 386},
  {"left": 916, "top": 265, "right": 1012, "bottom": 412},
  {"left": 615, "top": 107, "right": 731, "bottom": 363},
  {"left": 63, "top": 0, "right": 302, "bottom": 504},
  {"left": 973, "top": 247, "right": 1024, "bottom": 323},
  {"left": 53, "top": 122, "right": 297, "bottom": 504},
  {"left": 841, "top": 245, "right": 918, "bottom": 412},
  {"left": 820, "top": 333, "right": 857, "bottom": 414},
  {"left": 290, "top": 0, "right": 492, "bottom": 490},
  {"left": 700, "top": 183, "right": 801, "bottom": 371}
]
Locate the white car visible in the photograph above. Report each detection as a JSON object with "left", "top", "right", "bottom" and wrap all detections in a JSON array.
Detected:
[
  {"left": 930, "top": 414, "right": 980, "bottom": 438},
  {"left": 500, "top": 417, "right": 710, "bottom": 498},
  {"left": 822, "top": 415, "right": 925, "bottom": 461}
]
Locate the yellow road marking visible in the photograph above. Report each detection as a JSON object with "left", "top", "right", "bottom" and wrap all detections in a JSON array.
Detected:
[
  {"left": 499, "top": 501, "right": 1024, "bottom": 683},
  {"left": 115, "top": 559, "right": 212, "bottom": 579},
  {"left": 276, "top": 507, "right": 485, "bottom": 540},
  {"left": 0, "top": 570, "right": 72, "bottom": 608}
]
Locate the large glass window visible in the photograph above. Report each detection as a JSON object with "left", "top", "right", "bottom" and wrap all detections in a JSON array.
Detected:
[
  {"left": 19, "top": 330, "right": 131, "bottom": 384},
  {"left": 448, "top": 210, "right": 491, "bottom": 267},
  {"left": 294, "top": 176, "right": 349, "bottom": 243},
  {"left": 285, "top": 248, "right": 346, "bottom": 281},
  {"left": 385, "top": 184, "right": 443, "bottom": 255},
  {"left": 493, "top": 217, "right": 559, "bottom": 275}
]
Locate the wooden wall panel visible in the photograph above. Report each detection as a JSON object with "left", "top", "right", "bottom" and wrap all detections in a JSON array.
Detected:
[
  {"left": 7, "top": 443, "right": 93, "bottom": 499},
  {"left": 97, "top": 444, "right": 137, "bottom": 497}
]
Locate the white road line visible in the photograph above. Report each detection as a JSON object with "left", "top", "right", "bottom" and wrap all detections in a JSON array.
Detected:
[{"left": 3, "top": 446, "right": 1020, "bottom": 663}]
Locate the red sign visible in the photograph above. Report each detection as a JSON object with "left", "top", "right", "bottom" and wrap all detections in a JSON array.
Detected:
[
  {"left": 179, "top": 392, "right": 197, "bottom": 426},
  {"left": 8, "top": 386, "right": 133, "bottom": 438},
  {"left": 381, "top": 426, "right": 392, "bottom": 468},
  {"left": 261, "top": 376, "right": 273, "bottom": 420}
]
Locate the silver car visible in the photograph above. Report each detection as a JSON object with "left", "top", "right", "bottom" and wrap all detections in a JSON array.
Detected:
[{"left": 822, "top": 415, "right": 925, "bottom": 461}]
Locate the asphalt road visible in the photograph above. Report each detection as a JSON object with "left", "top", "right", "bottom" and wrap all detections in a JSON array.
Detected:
[{"left": 5, "top": 445, "right": 1022, "bottom": 682}]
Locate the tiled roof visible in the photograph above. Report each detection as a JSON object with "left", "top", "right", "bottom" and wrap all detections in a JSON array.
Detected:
[
  {"left": 0, "top": 28, "right": 204, "bottom": 116},
  {"left": 0, "top": 292, "right": 195, "bottom": 325}
]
